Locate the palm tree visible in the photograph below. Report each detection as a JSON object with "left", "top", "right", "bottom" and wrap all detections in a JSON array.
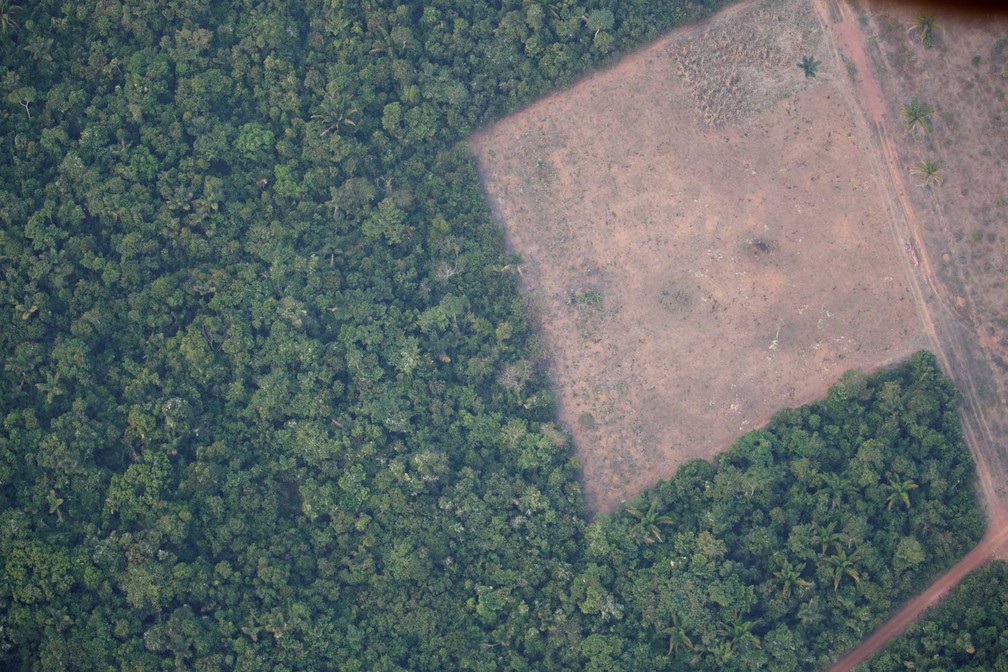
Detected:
[
  {"left": 312, "top": 90, "right": 358, "bottom": 137},
  {"left": 902, "top": 97, "right": 934, "bottom": 135},
  {"left": 658, "top": 613, "right": 695, "bottom": 657},
  {"left": 47, "top": 489, "right": 64, "bottom": 522},
  {"left": 797, "top": 597, "right": 822, "bottom": 627},
  {"left": 908, "top": 13, "right": 939, "bottom": 49},
  {"left": 817, "top": 472, "right": 856, "bottom": 510},
  {"left": 797, "top": 55, "right": 821, "bottom": 79},
  {"left": 35, "top": 371, "right": 65, "bottom": 404},
  {"left": 912, "top": 157, "right": 944, "bottom": 188},
  {"left": 241, "top": 617, "right": 265, "bottom": 642},
  {"left": 719, "top": 609, "right": 762, "bottom": 649},
  {"left": 823, "top": 548, "right": 862, "bottom": 591},
  {"left": 367, "top": 24, "right": 395, "bottom": 57},
  {"left": 811, "top": 521, "right": 846, "bottom": 555},
  {"left": 882, "top": 473, "right": 919, "bottom": 510},
  {"left": 523, "top": 0, "right": 564, "bottom": 21},
  {"left": 625, "top": 496, "right": 673, "bottom": 544},
  {"left": 0, "top": 0, "right": 20, "bottom": 37},
  {"left": 772, "top": 556, "right": 811, "bottom": 598}
]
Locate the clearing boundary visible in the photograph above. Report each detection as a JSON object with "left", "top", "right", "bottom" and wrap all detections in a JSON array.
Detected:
[
  {"left": 471, "top": 0, "right": 925, "bottom": 513},
  {"left": 813, "top": 0, "right": 1008, "bottom": 668},
  {"left": 473, "top": 0, "right": 1008, "bottom": 662}
]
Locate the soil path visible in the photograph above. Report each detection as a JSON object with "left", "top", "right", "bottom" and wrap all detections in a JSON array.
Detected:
[
  {"left": 815, "top": 0, "right": 1005, "bottom": 517},
  {"left": 828, "top": 523, "right": 1008, "bottom": 671},
  {"left": 813, "top": 0, "right": 1008, "bottom": 667}
]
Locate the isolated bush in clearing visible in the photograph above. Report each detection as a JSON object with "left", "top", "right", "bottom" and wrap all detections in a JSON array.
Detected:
[
  {"left": 901, "top": 96, "right": 934, "bottom": 134},
  {"left": 908, "top": 13, "right": 940, "bottom": 49},
  {"left": 912, "top": 157, "right": 944, "bottom": 188},
  {"left": 798, "top": 55, "right": 821, "bottom": 78}
]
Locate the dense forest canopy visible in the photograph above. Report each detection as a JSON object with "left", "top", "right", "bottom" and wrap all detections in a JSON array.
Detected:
[
  {"left": 585, "top": 356, "right": 984, "bottom": 669},
  {"left": 0, "top": 0, "right": 987, "bottom": 669},
  {"left": 861, "top": 562, "right": 1008, "bottom": 672}
]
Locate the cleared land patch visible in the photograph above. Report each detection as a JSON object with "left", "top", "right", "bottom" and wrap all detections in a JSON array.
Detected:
[
  {"left": 470, "top": 0, "right": 926, "bottom": 513},
  {"left": 857, "top": 0, "right": 1008, "bottom": 526}
]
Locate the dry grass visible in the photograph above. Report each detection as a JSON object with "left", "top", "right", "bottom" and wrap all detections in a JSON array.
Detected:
[
  {"left": 470, "top": 0, "right": 927, "bottom": 512},
  {"left": 674, "top": 0, "right": 824, "bottom": 125}
]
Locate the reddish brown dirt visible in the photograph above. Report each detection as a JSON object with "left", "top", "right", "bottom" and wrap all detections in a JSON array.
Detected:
[
  {"left": 473, "top": 0, "right": 1008, "bottom": 661},
  {"left": 811, "top": 0, "right": 1008, "bottom": 667},
  {"left": 829, "top": 523, "right": 1008, "bottom": 672},
  {"left": 842, "top": 0, "right": 1008, "bottom": 544},
  {"left": 470, "top": 0, "right": 926, "bottom": 513}
]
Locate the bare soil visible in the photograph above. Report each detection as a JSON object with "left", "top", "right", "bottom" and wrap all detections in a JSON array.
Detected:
[
  {"left": 844, "top": 0, "right": 1008, "bottom": 543},
  {"left": 810, "top": 0, "right": 1008, "bottom": 667},
  {"left": 829, "top": 521, "right": 1008, "bottom": 672},
  {"left": 470, "top": 0, "right": 926, "bottom": 513}
]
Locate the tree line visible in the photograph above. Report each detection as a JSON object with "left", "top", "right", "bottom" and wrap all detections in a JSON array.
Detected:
[
  {"left": 861, "top": 561, "right": 1008, "bottom": 671},
  {"left": 0, "top": 0, "right": 987, "bottom": 669}
]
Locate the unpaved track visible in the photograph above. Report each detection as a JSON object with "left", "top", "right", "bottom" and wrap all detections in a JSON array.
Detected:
[
  {"left": 812, "top": 0, "right": 1008, "bottom": 668},
  {"left": 829, "top": 524, "right": 1008, "bottom": 672},
  {"left": 816, "top": 0, "right": 1006, "bottom": 519}
]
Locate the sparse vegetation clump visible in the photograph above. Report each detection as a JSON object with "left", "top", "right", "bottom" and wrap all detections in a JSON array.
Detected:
[
  {"left": 908, "top": 13, "right": 940, "bottom": 49},
  {"left": 674, "top": 0, "right": 824, "bottom": 125},
  {"left": 576, "top": 288, "right": 603, "bottom": 306},
  {"left": 798, "top": 55, "right": 821, "bottom": 78},
  {"left": 902, "top": 96, "right": 934, "bottom": 134}
]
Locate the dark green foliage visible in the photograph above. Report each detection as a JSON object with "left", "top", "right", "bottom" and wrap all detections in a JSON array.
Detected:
[
  {"left": 0, "top": 0, "right": 985, "bottom": 669},
  {"left": 861, "top": 562, "right": 1008, "bottom": 671},
  {"left": 798, "top": 55, "right": 821, "bottom": 78},
  {"left": 584, "top": 352, "right": 984, "bottom": 670},
  {"left": 909, "top": 13, "right": 939, "bottom": 49}
]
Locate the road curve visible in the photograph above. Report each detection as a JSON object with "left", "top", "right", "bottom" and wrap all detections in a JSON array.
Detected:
[
  {"left": 812, "top": 0, "right": 1008, "bottom": 668},
  {"left": 828, "top": 526, "right": 1008, "bottom": 671}
]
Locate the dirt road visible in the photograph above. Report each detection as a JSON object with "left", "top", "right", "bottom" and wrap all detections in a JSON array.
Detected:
[
  {"left": 813, "top": 0, "right": 1008, "bottom": 667},
  {"left": 816, "top": 0, "right": 1008, "bottom": 523},
  {"left": 828, "top": 524, "right": 1008, "bottom": 671}
]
